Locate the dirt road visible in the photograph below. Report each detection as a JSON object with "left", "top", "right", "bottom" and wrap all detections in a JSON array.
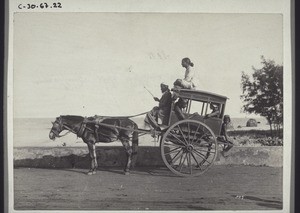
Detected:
[{"left": 14, "top": 165, "right": 282, "bottom": 211}]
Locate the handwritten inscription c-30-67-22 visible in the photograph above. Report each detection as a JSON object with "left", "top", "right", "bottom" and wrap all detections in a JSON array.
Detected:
[{"left": 18, "top": 2, "right": 62, "bottom": 10}]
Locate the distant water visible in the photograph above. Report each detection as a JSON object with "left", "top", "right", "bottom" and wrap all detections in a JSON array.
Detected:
[
  {"left": 132, "top": 116, "right": 269, "bottom": 130},
  {"left": 12, "top": 116, "right": 269, "bottom": 147}
]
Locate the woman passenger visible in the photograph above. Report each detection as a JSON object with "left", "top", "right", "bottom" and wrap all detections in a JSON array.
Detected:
[{"left": 174, "top": 57, "right": 196, "bottom": 89}]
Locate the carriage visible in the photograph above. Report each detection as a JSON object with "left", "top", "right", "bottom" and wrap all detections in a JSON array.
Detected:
[
  {"left": 49, "top": 88, "right": 231, "bottom": 177},
  {"left": 157, "top": 88, "right": 229, "bottom": 176}
]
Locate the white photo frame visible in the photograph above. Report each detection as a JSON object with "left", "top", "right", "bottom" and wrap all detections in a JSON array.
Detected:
[{"left": 5, "top": 0, "right": 293, "bottom": 212}]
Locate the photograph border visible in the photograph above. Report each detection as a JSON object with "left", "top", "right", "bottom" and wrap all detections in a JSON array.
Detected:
[{"left": 5, "top": 0, "right": 293, "bottom": 212}]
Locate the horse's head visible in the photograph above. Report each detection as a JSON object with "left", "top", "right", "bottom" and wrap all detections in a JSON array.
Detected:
[
  {"left": 49, "top": 117, "right": 65, "bottom": 140},
  {"left": 49, "top": 115, "right": 85, "bottom": 140}
]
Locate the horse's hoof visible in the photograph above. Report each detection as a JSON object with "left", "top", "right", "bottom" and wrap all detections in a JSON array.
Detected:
[
  {"left": 87, "top": 170, "right": 96, "bottom": 175},
  {"left": 124, "top": 171, "right": 130, "bottom": 175}
]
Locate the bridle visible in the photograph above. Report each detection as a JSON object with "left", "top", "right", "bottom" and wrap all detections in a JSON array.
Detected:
[{"left": 50, "top": 117, "right": 75, "bottom": 138}]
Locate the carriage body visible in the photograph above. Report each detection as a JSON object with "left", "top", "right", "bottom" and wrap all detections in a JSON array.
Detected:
[{"left": 167, "top": 88, "right": 228, "bottom": 136}]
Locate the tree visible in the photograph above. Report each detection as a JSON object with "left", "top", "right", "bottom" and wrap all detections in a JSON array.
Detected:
[{"left": 240, "top": 56, "right": 283, "bottom": 137}]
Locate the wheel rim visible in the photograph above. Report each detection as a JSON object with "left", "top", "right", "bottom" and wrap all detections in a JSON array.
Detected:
[{"left": 160, "top": 119, "right": 217, "bottom": 177}]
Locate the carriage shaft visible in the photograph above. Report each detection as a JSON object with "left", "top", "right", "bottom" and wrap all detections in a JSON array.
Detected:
[{"left": 96, "top": 122, "right": 160, "bottom": 135}]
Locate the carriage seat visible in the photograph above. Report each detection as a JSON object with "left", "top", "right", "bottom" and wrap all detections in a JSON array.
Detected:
[{"left": 187, "top": 112, "right": 204, "bottom": 120}]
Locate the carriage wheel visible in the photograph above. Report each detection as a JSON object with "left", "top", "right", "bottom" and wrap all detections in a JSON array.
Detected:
[{"left": 160, "top": 119, "right": 217, "bottom": 177}]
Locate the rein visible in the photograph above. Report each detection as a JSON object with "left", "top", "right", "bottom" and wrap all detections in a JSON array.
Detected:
[
  {"left": 127, "top": 112, "right": 148, "bottom": 118},
  {"left": 93, "top": 112, "right": 148, "bottom": 119},
  {"left": 61, "top": 125, "right": 76, "bottom": 136}
]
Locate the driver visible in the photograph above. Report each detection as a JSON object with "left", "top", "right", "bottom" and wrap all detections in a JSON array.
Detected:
[{"left": 145, "top": 83, "right": 172, "bottom": 128}]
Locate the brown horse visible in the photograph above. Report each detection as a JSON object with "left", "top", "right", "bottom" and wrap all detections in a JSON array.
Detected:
[{"left": 49, "top": 115, "right": 139, "bottom": 175}]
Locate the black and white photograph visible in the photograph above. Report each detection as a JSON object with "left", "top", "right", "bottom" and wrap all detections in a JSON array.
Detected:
[{"left": 6, "top": 0, "right": 293, "bottom": 212}]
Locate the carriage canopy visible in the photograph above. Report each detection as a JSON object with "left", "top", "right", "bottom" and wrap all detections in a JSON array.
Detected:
[
  {"left": 172, "top": 88, "right": 228, "bottom": 119},
  {"left": 172, "top": 88, "right": 228, "bottom": 104}
]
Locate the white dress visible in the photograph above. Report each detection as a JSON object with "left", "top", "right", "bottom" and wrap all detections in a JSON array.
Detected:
[{"left": 181, "top": 66, "right": 195, "bottom": 89}]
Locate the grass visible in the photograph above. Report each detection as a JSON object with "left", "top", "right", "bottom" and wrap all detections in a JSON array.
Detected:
[
  {"left": 227, "top": 129, "right": 283, "bottom": 147},
  {"left": 228, "top": 129, "right": 283, "bottom": 138}
]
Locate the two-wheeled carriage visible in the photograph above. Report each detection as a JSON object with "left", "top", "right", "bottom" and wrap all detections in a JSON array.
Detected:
[
  {"left": 49, "top": 88, "right": 231, "bottom": 176},
  {"left": 158, "top": 88, "right": 230, "bottom": 176}
]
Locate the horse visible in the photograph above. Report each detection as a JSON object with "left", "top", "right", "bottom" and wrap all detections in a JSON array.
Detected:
[{"left": 49, "top": 115, "right": 139, "bottom": 175}]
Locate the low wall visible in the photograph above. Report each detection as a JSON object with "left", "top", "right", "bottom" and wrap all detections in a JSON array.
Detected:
[{"left": 14, "top": 146, "right": 283, "bottom": 169}]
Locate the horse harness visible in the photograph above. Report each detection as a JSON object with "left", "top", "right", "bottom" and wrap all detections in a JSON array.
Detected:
[
  {"left": 53, "top": 115, "right": 138, "bottom": 141},
  {"left": 77, "top": 116, "right": 108, "bottom": 141}
]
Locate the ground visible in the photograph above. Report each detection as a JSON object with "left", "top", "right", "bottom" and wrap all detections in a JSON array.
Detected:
[{"left": 13, "top": 165, "right": 282, "bottom": 211}]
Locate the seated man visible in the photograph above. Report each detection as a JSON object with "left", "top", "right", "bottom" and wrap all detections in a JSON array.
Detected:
[
  {"left": 144, "top": 83, "right": 172, "bottom": 129},
  {"left": 174, "top": 97, "right": 188, "bottom": 120},
  {"left": 204, "top": 103, "right": 220, "bottom": 118},
  {"left": 172, "top": 77, "right": 194, "bottom": 120}
]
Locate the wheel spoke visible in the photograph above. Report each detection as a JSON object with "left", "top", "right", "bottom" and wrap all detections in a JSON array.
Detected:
[
  {"left": 192, "top": 126, "right": 208, "bottom": 144},
  {"left": 179, "top": 152, "right": 188, "bottom": 172},
  {"left": 164, "top": 146, "right": 182, "bottom": 155},
  {"left": 187, "top": 122, "right": 191, "bottom": 144},
  {"left": 191, "top": 152, "right": 202, "bottom": 169},
  {"left": 192, "top": 132, "right": 212, "bottom": 146},
  {"left": 177, "top": 152, "right": 184, "bottom": 168},
  {"left": 163, "top": 142, "right": 185, "bottom": 148},
  {"left": 193, "top": 149, "right": 211, "bottom": 165},
  {"left": 191, "top": 123, "right": 202, "bottom": 143},
  {"left": 168, "top": 131, "right": 187, "bottom": 146},
  {"left": 193, "top": 149, "right": 209, "bottom": 158},
  {"left": 192, "top": 140, "right": 211, "bottom": 148},
  {"left": 176, "top": 124, "right": 189, "bottom": 145},
  {"left": 196, "top": 125, "right": 207, "bottom": 141},
  {"left": 188, "top": 152, "right": 192, "bottom": 175},
  {"left": 169, "top": 149, "right": 184, "bottom": 165}
]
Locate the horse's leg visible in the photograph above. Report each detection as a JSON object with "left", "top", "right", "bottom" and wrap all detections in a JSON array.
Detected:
[
  {"left": 121, "top": 138, "right": 132, "bottom": 175},
  {"left": 131, "top": 130, "right": 139, "bottom": 168},
  {"left": 86, "top": 141, "right": 97, "bottom": 175},
  {"left": 93, "top": 143, "right": 98, "bottom": 169}
]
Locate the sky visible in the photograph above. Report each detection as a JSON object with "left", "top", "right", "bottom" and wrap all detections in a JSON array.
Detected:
[{"left": 13, "top": 13, "right": 283, "bottom": 118}]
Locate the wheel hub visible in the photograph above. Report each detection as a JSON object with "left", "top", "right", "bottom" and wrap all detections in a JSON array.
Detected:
[{"left": 186, "top": 144, "right": 194, "bottom": 152}]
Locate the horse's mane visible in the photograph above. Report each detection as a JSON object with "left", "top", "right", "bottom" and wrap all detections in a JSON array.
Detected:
[{"left": 59, "top": 115, "right": 84, "bottom": 124}]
